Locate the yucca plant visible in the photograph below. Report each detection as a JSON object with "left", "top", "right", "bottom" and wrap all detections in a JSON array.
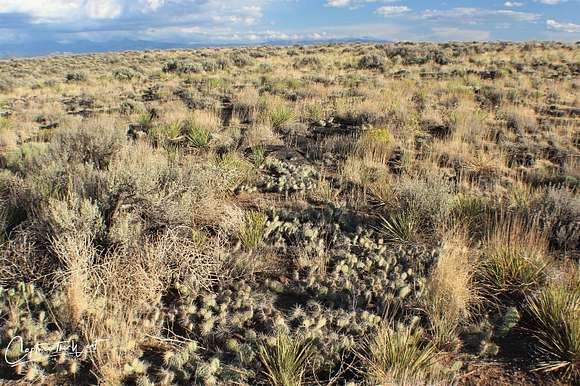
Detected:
[
  {"left": 477, "top": 246, "right": 547, "bottom": 304},
  {"left": 138, "top": 112, "right": 155, "bottom": 129},
  {"left": 186, "top": 125, "right": 212, "bottom": 148},
  {"left": 149, "top": 121, "right": 182, "bottom": 146},
  {"left": 258, "top": 333, "right": 313, "bottom": 386},
  {"left": 477, "top": 216, "right": 548, "bottom": 304},
  {"left": 269, "top": 105, "right": 295, "bottom": 130},
  {"left": 525, "top": 281, "right": 579, "bottom": 379},
  {"left": 240, "top": 211, "right": 267, "bottom": 250},
  {"left": 450, "top": 194, "right": 487, "bottom": 231},
  {"left": 378, "top": 213, "right": 417, "bottom": 243},
  {"left": 359, "top": 323, "right": 440, "bottom": 385}
]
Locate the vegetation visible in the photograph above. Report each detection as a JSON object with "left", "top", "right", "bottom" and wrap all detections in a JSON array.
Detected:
[
  {"left": 258, "top": 333, "right": 314, "bottom": 386},
  {"left": 0, "top": 42, "right": 578, "bottom": 385},
  {"left": 526, "top": 279, "right": 579, "bottom": 379}
]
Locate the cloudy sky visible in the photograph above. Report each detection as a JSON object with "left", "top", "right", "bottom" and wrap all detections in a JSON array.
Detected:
[{"left": 0, "top": 0, "right": 579, "bottom": 56}]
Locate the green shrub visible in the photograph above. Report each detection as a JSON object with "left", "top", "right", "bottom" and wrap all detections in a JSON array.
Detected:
[
  {"left": 112, "top": 67, "right": 138, "bottom": 81},
  {"left": 65, "top": 72, "right": 87, "bottom": 82},
  {"left": 231, "top": 52, "right": 254, "bottom": 67},
  {"left": 0, "top": 76, "right": 15, "bottom": 93},
  {"left": 396, "top": 175, "right": 452, "bottom": 231},
  {"left": 296, "top": 56, "right": 321, "bottom": 67},
  {"left": 358, "top": 54, "right": 385, "bottom": 70},
  {"left": 4, "top": 142, "right": 50, "bottom": 172}
]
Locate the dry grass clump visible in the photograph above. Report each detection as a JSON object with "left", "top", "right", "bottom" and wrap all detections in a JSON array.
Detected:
[
  {"left": 233, "top": 87, "right": 260, "bottom": 123},
  {"left": 0, "top": 116, "right": 16, "bottom": 150},
  {"left": 425, "top": 231, "right": 476, "bottom": 351},
  {"left": 502, "top": 105, "right": 537, "bottom": 133},
  {"left": 356, "top": 127, "right": 395, "bottom": 164},
  {"left": 0, "top": 121, "right": 244, "bottom": 382}
]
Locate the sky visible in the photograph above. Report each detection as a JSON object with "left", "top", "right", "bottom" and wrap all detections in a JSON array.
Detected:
[{"left": 0, "top": 0, "right": 578, "bottom": 57}]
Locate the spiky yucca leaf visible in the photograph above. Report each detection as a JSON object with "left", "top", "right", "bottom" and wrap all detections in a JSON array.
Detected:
[
  {"left": 379, "top": 213, "right": 417, "bottom": 243},
  {"left": 269, "top": 106, "right": 295, "bottom": 130},
  {"left": 526, "top": 281, "right": 579, "bottom": 379},
  {"left": 258, "top": 333, "right": 313, "bottom": 386},
  {"left": 477, "top": 247, "right": 546, "bottom": 303},
  {"left": 186, "top": 125, "right": 212, "bottom": 148}
]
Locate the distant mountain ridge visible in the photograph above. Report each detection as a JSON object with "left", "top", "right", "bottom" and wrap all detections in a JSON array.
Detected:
[{"left": 0, "top": 36, "right": 391, "bottom": 59}]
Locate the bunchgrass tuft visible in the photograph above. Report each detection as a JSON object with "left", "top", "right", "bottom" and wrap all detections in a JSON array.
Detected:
[
  {"left": 357, "top": 127, "right": 394, "bottom": 164},
  {"left": 250, "top": 145, "right": 266, "bottom": 168}
]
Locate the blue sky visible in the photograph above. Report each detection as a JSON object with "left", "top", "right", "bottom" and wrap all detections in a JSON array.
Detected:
[{"left": 0, "top": 1, "right": 578, "bottom": 56}]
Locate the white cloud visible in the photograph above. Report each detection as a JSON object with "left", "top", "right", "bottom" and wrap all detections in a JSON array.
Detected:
[
  {"left": 0, "top": 0, "right": 168, "bottom": 21},
  {"left": 376, "top": 5, "right": 411, "bottom": 16},
  {"left": 86, "top": 0, "right": 122, "bottom": 19},
  {"left": 421, "top": 7, "right": 540, "bottom": 22},
  {"left": 325, "top": 0, "right": 397, "bottom": 9},
  {"left": 547, "top": 19, "right": 580, "bottom": 32},
  {"left": 504, "top": 1, "right": 524, "bottom": 7},
  {"left": 0, "top": 0, "right": 267, "bottom": 22},
  {"left": 145, "top": 0, "right": 166, "bottom": 11},
  {"left": 536, "top": 0, "right": 567, "bottom": 4}
]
